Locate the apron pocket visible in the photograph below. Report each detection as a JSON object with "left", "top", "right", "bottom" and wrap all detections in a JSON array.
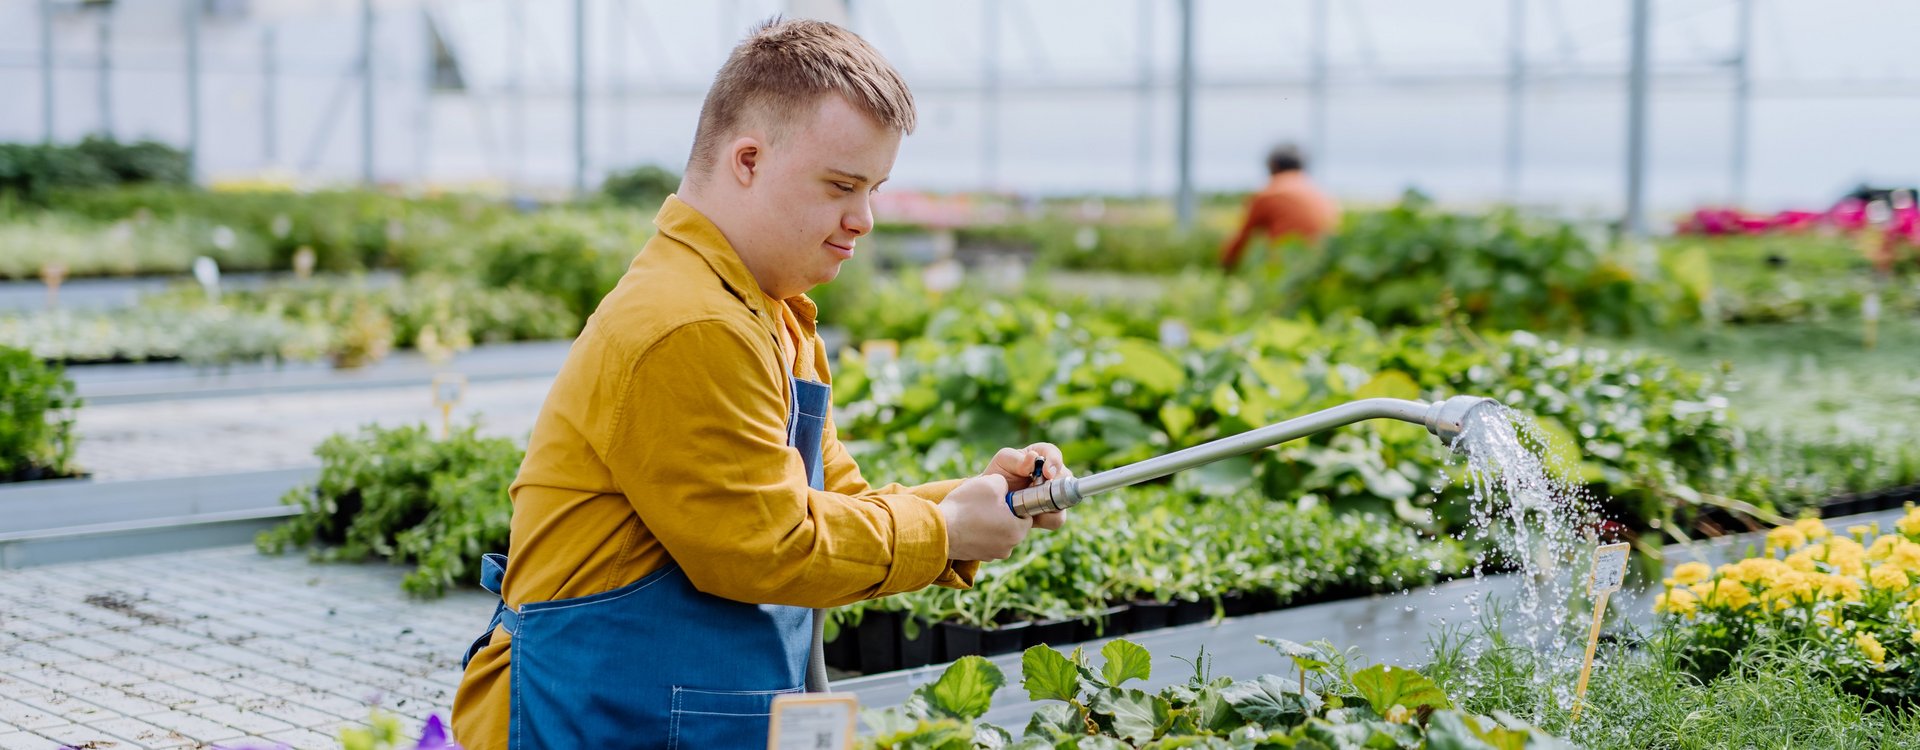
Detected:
[{"left": 668, "top": 685, "right": 801, "bottom": 750}]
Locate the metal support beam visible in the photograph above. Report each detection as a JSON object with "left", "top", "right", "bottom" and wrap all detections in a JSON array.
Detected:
[
  {"left": 508, "top": 0, "right": 524, "bottom": 188},
  {"left": 360, "top": 0, "right": 376, "bottom": 185},
  {"left": 1308, "top": 0, "right": 1328, "bottom": 170},
  {"left": 263, "top": 27, "right": 277, "bottom": 164},
  {"left": 1136, "top": 0, "right": 1154, "bottom": 196},
  {"left": 96, "top": 9, "right": 112, "bottom": 138},
  {"left": 1175, "top": 0, "right": 1196, "bottom": 231},
  {"left": 1730, "top": 0, "right": 1753, "bottom": 206},
  {"left": 612, "top": 0, "right": 627, "bottom": 166},
  {"left": 1504, "top": 0, "right": 1525, "bottom": 199},
  {"left": 40, "top": 0, "right": 54, "bottom": 143},
  {"left": 1623, "top": 0, "right": 1651, "bottom": 238},
  {"left": 981, "top": 0, "right": 1000, "bottom": 192},
  {"left": 185, "top": 0, "right": 201, "bottom": 182},
  {"left": 574, "top": 0, "right": 588, "bottom": 196}
]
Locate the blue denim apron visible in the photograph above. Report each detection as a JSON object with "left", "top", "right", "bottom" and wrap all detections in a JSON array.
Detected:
[{"left": 464, "top": 377, "right": 832, "bottom": 750}]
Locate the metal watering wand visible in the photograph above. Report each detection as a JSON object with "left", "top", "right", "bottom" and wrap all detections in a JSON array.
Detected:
[{"left": 1005, "top": 396, "right": 1501, "bottom": 518}]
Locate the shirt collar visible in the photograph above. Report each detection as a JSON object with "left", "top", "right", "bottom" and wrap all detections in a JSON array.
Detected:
[{"left": 653, "top": 194, "right": 821, "bottom": 331}]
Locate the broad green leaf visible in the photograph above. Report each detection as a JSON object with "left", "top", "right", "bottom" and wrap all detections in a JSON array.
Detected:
[
  {"left": 1021, "top": 703, "right": 1082, "bottom": 742},
  {"left": 1187, "top": 681, "right": 1246, "bottom": 735},
  {"left": 1347, "top": 665, "right": 1450, "bottom": 714},
  {"left": 1073, "top": 737, "right": 1131, "bottom": 750},
  {"left": 1355, "top": 370, "right": 1421, "bottom": 401},
  {"left": 976, "top": 724, "right": 1015, "bottom": 750},
  {"left": 1160, "top": 402, "right": 1196, "bottom": 442},
  {"left": 1023, "top": 645, "right": 1083, "bottom": 703},
  {"left": 1247, "top": 358, "right": 1310, "bottom": 408},
  {"left": 1422, "top": 711, "right": 1505, "bottom": 750},
  {"left": 1005, "top": 337, "right": 1057, "bottom": 404},
  {"left": 1220, "top": 675, "right": 1323, "bottom": 728},
  {"left": 1176, "top": 454, "right": 1256, "bottom": 497},
  {"left": 1100, "top": 640, "right": 1153, "bottom": 687},
  {"left": 1113, "top": 338, "right": 1187, "bottom": 394},
  {"left": 1210, "top": 383, "right": 1244, "bottom": 419},
  {"left": 1090, "top": 688, "right": 1173, "bottom": 743},
  {"left": 923, "top": 655, "right": 1005, "bottom": 721},
  {"left": 1256, "top": 637, "right": 1330, "bottom": 674}
]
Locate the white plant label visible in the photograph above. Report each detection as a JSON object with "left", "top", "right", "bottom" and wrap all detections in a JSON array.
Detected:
[
  {"left": 433, "top": 373, "right": 467, "bottom": 409},
  {"left": 768, "top": 693, "right": 857, "bottom": 750},
  {"left": 1589, "top": 542, "right": 1631, "bottom": 595}
]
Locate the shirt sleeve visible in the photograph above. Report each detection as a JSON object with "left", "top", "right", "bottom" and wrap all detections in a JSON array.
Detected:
[
  {"left": 605, "top": 319, "right": 957, "bottom": 608},
  {"left": 819, "top": 410, "right": 979, "bottom": 589}
]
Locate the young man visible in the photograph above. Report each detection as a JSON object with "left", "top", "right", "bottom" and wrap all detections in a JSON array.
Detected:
[
  {"left": 1219, "top": 143, "right": 1341, "bottom": 271},
  {"left": 450, "top": 18, "right": 1069, "bottom": 750}
]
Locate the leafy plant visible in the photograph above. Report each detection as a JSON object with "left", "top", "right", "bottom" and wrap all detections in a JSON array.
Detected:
[
  {"left": 257, "top": 423, "right": 520, "bottom": 596},
  {"left": 859, "top": 638, "right": 1571, "bottom": 749},
  {"left": 0, "top": 345, "right": 81, "bottom": 482}
]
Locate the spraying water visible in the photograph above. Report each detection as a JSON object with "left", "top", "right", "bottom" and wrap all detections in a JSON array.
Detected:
[{"left": 1446, "top": 402, "right": 1605, "bottom": 716}]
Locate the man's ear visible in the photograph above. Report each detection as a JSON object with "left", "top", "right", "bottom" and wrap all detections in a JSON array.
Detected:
[{"left": 727, "top": 136, "right": 761, "bottom": 188}]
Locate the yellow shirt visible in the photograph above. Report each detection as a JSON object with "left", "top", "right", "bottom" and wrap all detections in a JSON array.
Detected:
[{"left": 452, "top": 195, "right": 974, "bottom": 748}]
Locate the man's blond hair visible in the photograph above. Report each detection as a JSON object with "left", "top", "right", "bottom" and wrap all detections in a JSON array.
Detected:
[{"left": 686, "top": 18, "right": 916, "bottom": 180}]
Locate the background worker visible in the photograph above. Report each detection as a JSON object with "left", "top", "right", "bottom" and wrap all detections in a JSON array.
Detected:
[{"left": 1220, "top": 143, "right": 1342, "bottom": 271}]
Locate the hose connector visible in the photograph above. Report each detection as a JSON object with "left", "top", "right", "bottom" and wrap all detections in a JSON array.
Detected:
[{"left": 1006, "top": 478, "right": 1084, "bottom": 519}]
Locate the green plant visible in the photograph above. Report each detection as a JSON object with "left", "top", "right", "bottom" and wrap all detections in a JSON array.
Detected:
[
  {"left": 1275, "top": 193, "right": 1705, "bottom": 335},
  {"left": 0, "top": 307, "right": 331, "bottom": 366},
  {"left": 0, "top": 137, "right": 188, "bottom": 202},
  {"left": 257, "top": 423, "right": 520, "bottom": 596},
  {"left": 471, "top": 210, "right": 644, "bottom": 323},
  {"left": 599, "top": 164, "right": 681, "bottom": 207},
  {"left": 859, "top": 638, "right": 1571, "bottom": 749},
  {"left": 0, "top": 346, "right": 80, "bottom": 482}
]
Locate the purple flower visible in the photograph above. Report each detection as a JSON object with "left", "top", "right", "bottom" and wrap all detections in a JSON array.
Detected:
[{"left": 414, "top": 714, "right": 461, "bottom": 750}]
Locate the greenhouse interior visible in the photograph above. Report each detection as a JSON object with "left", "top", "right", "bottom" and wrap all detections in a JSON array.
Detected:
[{"left": 2, "top": 1, "right": 1919, "bottom": 748}]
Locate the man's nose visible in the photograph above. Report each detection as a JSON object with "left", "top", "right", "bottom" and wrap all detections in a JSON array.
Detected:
[{"left": 843, "top": 200, "right": 873, "bottom": 238}]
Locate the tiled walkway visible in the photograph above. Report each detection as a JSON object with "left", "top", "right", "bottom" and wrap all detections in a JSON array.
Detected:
[{"left": 0, "top": 546, "right": 493, "bottom": 749}]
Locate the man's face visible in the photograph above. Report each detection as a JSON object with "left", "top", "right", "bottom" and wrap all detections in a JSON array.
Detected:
[{"left": 736, "top": 94, "right": 900, "bottom": 299}]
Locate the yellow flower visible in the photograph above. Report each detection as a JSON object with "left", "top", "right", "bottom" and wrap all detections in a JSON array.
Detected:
[
  {"left": 1671, "top": 562, "right": 1711, "bottom": 586},
  {"left": 1690, "top": 579, "right": 1754, "bottom": 610},
  {"left": 1655, "top": 587, "right": 1699, "bottom": 617},
  {"left": 1797, "top": 518, "right": 1832, "bottom": 541},
  {"left": 1768, "top": 525, "right": 1810, "bottom": 552},
  {"left": 1869, "top": 534, "right": 1902, "bottom": 561},
  {"left": 1892, "top": 541, "right": 1920, "bottom": 573},
  {"left": 1763, "top": 570, "right": 1817, "bottom": 607},
  {"left": 1857, "top": 632, "right": 1887, "bottom": 665},
  {"left": 1905, "top": 606, "right": 1920, "bottom": 627},
  {"left": 1786, "top": 550, "right": 1819, "bottom": 573},
  {"left": 1897, "top": 506, "right": 1920, "bottom": 537},
  {"left": 1911, "top": 630, "right": 1920, "bottom": 647},
  {"left": 1871, "top": 565, "right": 1911, "bottom": 592},
  {"left": 1819, "top": 574, "right": 1865, "bottom": 603}
]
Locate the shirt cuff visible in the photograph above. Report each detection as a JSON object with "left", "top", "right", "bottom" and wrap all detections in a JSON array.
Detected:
[{"left": 875, "top": 493, "right": 952, "bottom": 595}]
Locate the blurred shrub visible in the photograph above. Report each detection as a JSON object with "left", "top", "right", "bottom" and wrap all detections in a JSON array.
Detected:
[
  {"left": 0, "top": 346, "right": 81, "bottom": 481},
  {"left": 0, "top": 137, "right": 189, "bottom": 202},
  {"left": 600, "top": 164, "right": 681, "bottom": 207}
]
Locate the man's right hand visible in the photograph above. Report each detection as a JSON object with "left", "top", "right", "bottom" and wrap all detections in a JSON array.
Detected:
[{"left": 940, "top": 474, "right": 1031, "bottom": 561}]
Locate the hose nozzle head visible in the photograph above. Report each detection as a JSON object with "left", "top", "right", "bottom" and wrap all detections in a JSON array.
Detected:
[{"left": 1424, "top": 395, "right": 1500, "bottom": 451}]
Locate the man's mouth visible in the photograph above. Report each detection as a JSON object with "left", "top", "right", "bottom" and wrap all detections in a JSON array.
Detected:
[{"left": 825, "top": 240, "right": 855, "bottom": 259}]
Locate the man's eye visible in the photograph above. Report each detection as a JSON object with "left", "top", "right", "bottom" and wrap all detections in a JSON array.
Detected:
[{"left": 833, "top": 183, "right": 855, "bottom": 193}]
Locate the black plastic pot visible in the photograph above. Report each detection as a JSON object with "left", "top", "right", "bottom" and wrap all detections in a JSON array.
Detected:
[
  {"left": 1127, "top": 601, "right": 1174, "bottom": 632},
  {"left": 823, "top": 625, "right": 859, "bottom": 671},
  {"left": 1820, "top": 484, "right": 1920, "bottom": 519},
  {"left": 1221, "top": 591, "right": 1279, "bottom": 618},
  {"left": 940, "top": 621, "right": 1032, "bottom": 659},
  {"left": 1076, "top": 605, "right": 1131, "bottom": 642},
  {"left": 897, "top": 616, "right": 942, "bottom": 669},
  {"left": 856, "top": 610, "right": 902, "bottom": 674},
  {"left": 1171, "top": 599, "right": 1213, "bottom": 626},
  {"left": 1025, "top": 618, "right": 1079, "bottom": 650}
]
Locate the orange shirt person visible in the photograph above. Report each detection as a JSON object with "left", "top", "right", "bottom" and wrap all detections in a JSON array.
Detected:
[{"left": 1220, "top": 144, "right": 1341, "bottom": 271}]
